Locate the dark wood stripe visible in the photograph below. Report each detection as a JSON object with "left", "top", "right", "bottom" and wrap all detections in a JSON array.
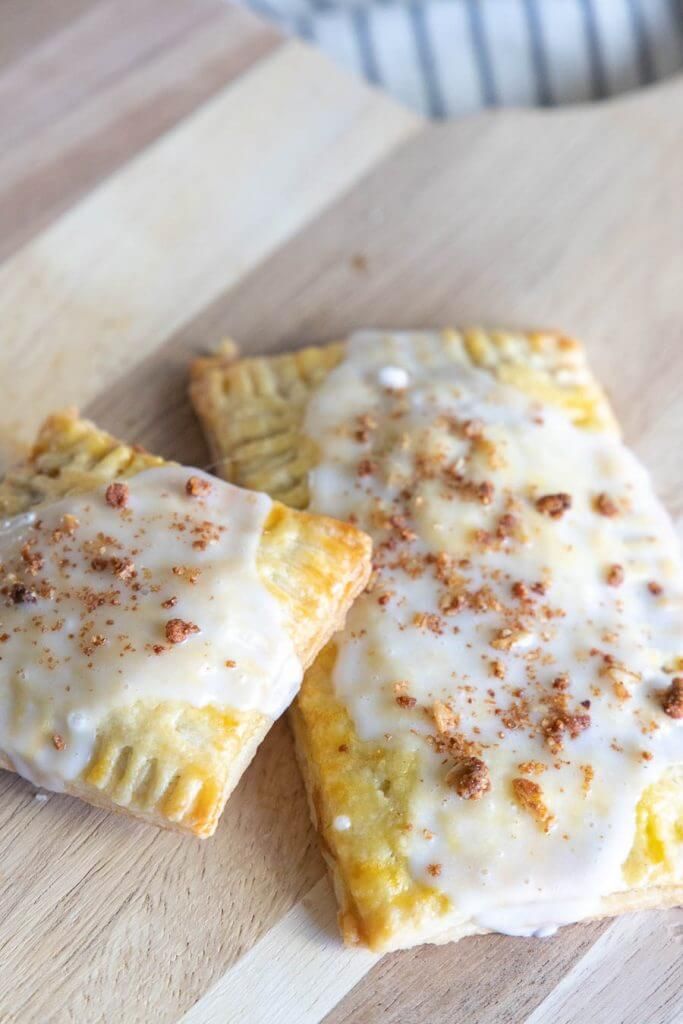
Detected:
[
  {"left": 323, "top": 919, "right": 608, "bottom": 1024},
  {"left": 0, "top": 0, "right": 219, "bottom": 151},
  {"left": 0, "top": 4, "right": 281, "bottom": 264},
  {"left": 0, "top": 0, "right": 99, "bottom": 71}
]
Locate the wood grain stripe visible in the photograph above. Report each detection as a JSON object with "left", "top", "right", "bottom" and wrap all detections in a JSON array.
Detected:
[
  {"left": 523, "top": 909, "right": 683, "bottom": 1024},
  {"left": 0, "top": 5, "right": 281, "bottom": 261},
  {"left": 0, "top": 40, "right": 418, "bottom": 450},
  {"left": 0, "top": 0, "right": 97, "bottom": 71},
  {"left": 179, "top": 877, "right": 378, "bottom": 1024},
  {"left": 0, "top": 0, "right": 217, "bottom": 151}
]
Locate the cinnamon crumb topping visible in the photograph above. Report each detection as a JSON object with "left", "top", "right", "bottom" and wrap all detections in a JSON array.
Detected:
[
  {"left": 612, "top": 680, "right": 632, "bottom": 702},
  {"left": 105, "top": 482, "right": 129, "bottom": 509},
  {"left": 648, "top": 581, "right": 663, "bottom": 596},
  {"left": 511, "top": 777, "right": 555, "bottom": 832},
  {"left": 496, "top": 513, "right": 518, "bottom": 539},
  {"left": 413, "top": 612, "right": 444, "bottom": 635},
  {"left": 52, "top": 734, "right": 65, "bottom": 751},
  {"left": 462, "top": 419, "right": 484, "bottom": 439},
  {"left": 662, "top": 677, "right": 683, "bottom": 719},
  {"left": 161, "top": 597, "right": 177, "bottom": 609},
  {"left": 396, "top": 694, "right": 417, "bottom": 708},
  {"left": 185, "top": 475, "right": 212, "bottom": 497},
  {"left": 541, "top": 707, "right": 591, "bottom": 753},
  {"left": 20, "top": 544, "right": 44, "bottom": 575},
  {"left": 225, "top": 659, "right": 236, "bottom": 668},
  {"left": 10, "top": 583, "right": 37, "bottom": 605},
  {"left": 490, "top": 659, "right": 506, "bottom": 680},
  {"left": 446, "top": 757, "right": 491, "bottom": 800},
  {"left": 357, "top": 459, "right": 377, "bottom": 477},
  {"left": 354, "top": 414, "right": 377, "bottom": 442},
  {"left": 535, "top": 493, "right": 572, "bottom": 519},
  {"left": 432, "top": 700, "right": 459, "bottom": 734},
  {"left": 580, "top": 764, "right": 594, "bottom": 795},
  {"left": 518, "top": 761, "right": 547, "bottom": 775},
  {"left": 491, "top": 628, "right": 529, "bottom": 651},
  {"left": 165, "top": 618, "right": 200, "bottom": 644},
  {"left": 426, "top": 863, "right": 442, "bottom": 877},
  {"left": 606, "top": 564, "right": 624, "bottom": 587},
  {"left": 595, "top": 493, "right": 619, "bottom": 517}
]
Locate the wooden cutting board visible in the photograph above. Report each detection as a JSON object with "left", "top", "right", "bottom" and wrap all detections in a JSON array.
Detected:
[{"left": 0, "top": 3, "right": 681, "bottom": 1022}]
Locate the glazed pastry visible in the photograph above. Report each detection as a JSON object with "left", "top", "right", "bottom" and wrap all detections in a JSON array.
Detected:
[
  {"left": 0, "top": 410, "right": 371, "bottom": 836},
  {"left": 190, "top": 329, "right": 683, "bottom": 947}
]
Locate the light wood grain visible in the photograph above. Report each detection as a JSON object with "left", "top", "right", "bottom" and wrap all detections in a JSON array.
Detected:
[
  {"left": 0, "top": 5, "right": 681, "bottom": 1022},
  {"left": 524, "top": 909, "right": 683, "bottom": 1024},
  {"left": 180, "top": 877, "right": 378, "bottom": 1024}
]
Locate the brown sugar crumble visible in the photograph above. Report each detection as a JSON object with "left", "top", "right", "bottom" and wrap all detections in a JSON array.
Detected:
[
  {"left": 357, "top": 459, "right": 377, "bottom": 477},
  {"left": 396, "top": 694, "right": 417, "bottom": 709},
  {"left": 648, "top": 581, "right": 663, "bottom": 596},
  {"left": 606, "top": 564, "right": 624, "bottom": 587},
  {"left": 518, "top": 761, "right": 547, "bottom": 776},
  {"left": 662, "top": 677, "right": 683, "bottom": 719},
  {"left": 105, "top": 482, "right": 129, "bottom": 509},
  {"left": 432, "top": 700, "right": 458, "bottom": 734},
  {"left": 446, "top": 757, "right": 491, "bottom": 800},
  {"left": 580, "top": 764, "right": 594, "bottom": 795},
  {"left": 165, "top": 618, "right": 200, "bottom": 644},
  {"left": 186, "top": 475, "right": 212, "bottom": 498},
  {"left": 21, "top": 544, "right": 44, "bottom": 575},
  {"left": 535, "top": 493, "right": 572, "bottom": 519},
  {"left": 511, "top": 777, "right": 555, "bottom": 832},
  {"left": 52, "top": 734, "right": 65, "bottom": 751},
  {"left": 595, "top": 493, "right": 619, "bottom": 517},
  {"left": 426, "top": 863, "right": 442, "bottom": 878}
]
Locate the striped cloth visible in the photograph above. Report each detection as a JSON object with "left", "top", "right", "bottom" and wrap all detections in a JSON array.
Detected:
[{"left": 243, "top": 0, "right": 683, "bottom": 117}]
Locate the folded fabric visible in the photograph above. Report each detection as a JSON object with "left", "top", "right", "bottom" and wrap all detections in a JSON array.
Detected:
[{"left": 239, "top": 0, "right": 683, "bottom": 117}]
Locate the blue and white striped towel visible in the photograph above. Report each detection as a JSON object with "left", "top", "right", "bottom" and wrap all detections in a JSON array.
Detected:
[{"left": 242, "top": 0, "right": 683, "bottom": 117}]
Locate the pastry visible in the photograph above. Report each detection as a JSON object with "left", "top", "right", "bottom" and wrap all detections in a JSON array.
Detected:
[
  {"left": 0, "top": 410, "right": 371, "bottom": 836},
  {"left": 190, "top": 329, "right": 683, "bottom": 947}
]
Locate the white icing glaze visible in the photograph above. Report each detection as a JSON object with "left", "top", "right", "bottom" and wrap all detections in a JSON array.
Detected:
[
  {"left": 304, "top": 329, "right": 683, "bottom": 938},
  {"left": 0, "top": 467, "right": 302, "bottom": 792},
  {"left": 333, "top": 814, "right": 352, "bottom": 831},
  {"left": 377, "top": 366, "right": 410, "bottom": 390}
]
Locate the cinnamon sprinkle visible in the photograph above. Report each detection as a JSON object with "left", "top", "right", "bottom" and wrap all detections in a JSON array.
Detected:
[
  {"left": 662, "top": 677, "right": 683, "bottom": 719},
  {"left": 535, "top": 493, "right": 572, "bottom": 519},
  {"left": 165, "top": 618, "right": 200, "bottom": 644},
  {"left": 185, "top": 476, "right": 212, "bottom": 498},
  {"left": 105, "top": 482, "right": 129, "bottom": 509},
  {"left": 446, "top": 757, "right": 491, "bottom": 800}
]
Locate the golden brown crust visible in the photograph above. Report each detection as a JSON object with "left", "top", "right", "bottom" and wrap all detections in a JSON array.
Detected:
[
  {"left": 189, "top": 341, "right": 345, "bottom": 508},
  {"left": 0, "top": 410, "right": 371, "bottom": 837}
]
